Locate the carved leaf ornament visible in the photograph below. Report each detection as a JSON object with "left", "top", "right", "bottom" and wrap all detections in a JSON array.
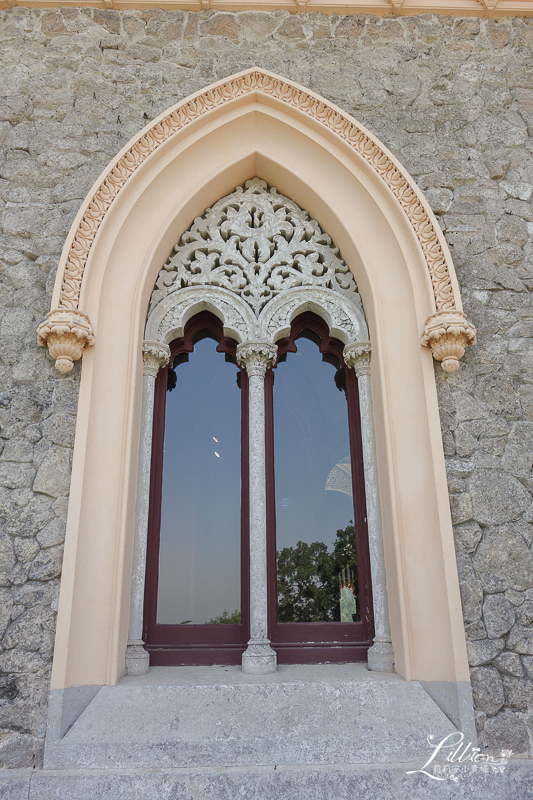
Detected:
[
  {"left": 37, "top": 69, "right": 474, "bottom": 373},
  {"left": 151, "top": 179, "right": 360, "bottom": 315}
]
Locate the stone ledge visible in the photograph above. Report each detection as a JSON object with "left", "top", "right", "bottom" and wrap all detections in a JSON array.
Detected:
[
  {"left": 43, "top": 664, "right": 459, "bottom": 770},
  {"left": 2, "top": 762, "right": 533, "bottom": 800}
]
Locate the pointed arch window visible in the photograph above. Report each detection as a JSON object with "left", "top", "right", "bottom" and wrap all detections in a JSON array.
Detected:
[
  {"left": 143, "top": 312, "right": 250, "bottom": 665},
  {"left": 131, "top": 179, "right": 392, "bottom": 673}
]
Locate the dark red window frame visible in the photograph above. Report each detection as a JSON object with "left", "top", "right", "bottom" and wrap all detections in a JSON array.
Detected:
[
  {"left": 143, "top": 311, "right": 250, "bottom": 666},
  {"left": 266, "top": 312, "right": 374, "bottom": 663},
  {"left": 143, "top": 309, "right": 374, "bottom": 666}
]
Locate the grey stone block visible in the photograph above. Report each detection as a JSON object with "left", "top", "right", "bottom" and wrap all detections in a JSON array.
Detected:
[
  {"left": 471, "top": 667, "right": 505, "bottom": 716},
  {"left": 470, "top": 470, "right": 531, "bottom": 527},
  {"left": 473, "top": 529, "right": 533, "bottom": 592},
  {"left": 507, "top": 625, "right": 533, "bottom": 656},
  {"left": 480, "top": 712, "right": 531, "bottom": 758},
  {"left": 483, "top": 594, "right": 516, "bottom": 639}
]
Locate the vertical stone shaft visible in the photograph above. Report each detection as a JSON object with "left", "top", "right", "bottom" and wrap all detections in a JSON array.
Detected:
[
  {"left": 237, "top": 342, "right": 278, "bottom": 674},
  {"left": 344, "top": 342, "right": 394, "bottom": 672},
  {"left": 125, "top": 341, "right": 170, "bottom": 676}
]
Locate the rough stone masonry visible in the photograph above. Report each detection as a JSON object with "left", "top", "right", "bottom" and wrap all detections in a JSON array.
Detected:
[{"left": 0, "top": 6, "right": 532, "bottom": 767}]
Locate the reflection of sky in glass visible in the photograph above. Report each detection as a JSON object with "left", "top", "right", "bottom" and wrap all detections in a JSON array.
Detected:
[
  {"left": 156, "top": 337, "right": 241, "bottom": 624},
  {"left": 274, "top": 336, "right": 353, "bottom": 552}
]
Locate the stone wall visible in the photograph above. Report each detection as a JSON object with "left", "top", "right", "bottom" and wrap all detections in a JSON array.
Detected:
[{"left": 0, "top": 6, "right": 532, "bottom": 766}]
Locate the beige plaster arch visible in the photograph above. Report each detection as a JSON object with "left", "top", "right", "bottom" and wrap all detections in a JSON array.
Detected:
[{"left": 40, "top": 69, "right": 474, "bottom": 731}]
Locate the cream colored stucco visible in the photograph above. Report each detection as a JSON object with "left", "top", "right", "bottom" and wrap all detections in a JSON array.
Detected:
[
  {"left": 1, "top": 1, "right": 532, "bottom": 19},
  {"left": 48, "top": 70, "right": 470, "bottom": 691}
]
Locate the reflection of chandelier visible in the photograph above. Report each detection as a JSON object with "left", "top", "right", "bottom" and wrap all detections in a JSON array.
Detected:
[{"left": 325, "top": 457, "right": 352, "bottom": 497}]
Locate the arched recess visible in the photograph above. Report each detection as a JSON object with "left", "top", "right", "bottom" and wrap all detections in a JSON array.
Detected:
[{"left": 38, "top": 69, "right": 476, "bottom": 732}]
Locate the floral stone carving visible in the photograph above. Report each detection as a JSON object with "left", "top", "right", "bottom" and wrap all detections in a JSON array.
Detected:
[
  {"left": 421, "top": 311, "right": 477, "bottom": 373},
  {"left": 37, "top": 309, "right": 95, "bottom": 374},
  {"left": 151, "top": 179, "right": 359, "bottom": 316}
]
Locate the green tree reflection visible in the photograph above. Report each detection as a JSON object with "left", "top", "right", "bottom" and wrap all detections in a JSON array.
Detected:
[{"left": 277, "top": 523, "right": 359, "bottom": 623}]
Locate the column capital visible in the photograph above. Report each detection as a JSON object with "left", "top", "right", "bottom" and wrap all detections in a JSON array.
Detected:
[
  {"left": 344, "top": 341, "right": 372, "bottom": 376},
  {"left": 142, "top": 340, "right": 170, "bottom": 377},
  {"left": 236, "top": 342, "right": 277, "bottom": 377}
]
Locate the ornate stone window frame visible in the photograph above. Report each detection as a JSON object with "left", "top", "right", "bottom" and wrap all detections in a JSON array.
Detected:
[
  {"left": 129, "top": 181, "right": 392, "bottom": 672},
  {"left": 38, "top": 70, "right": 476, "bottom": 738}
]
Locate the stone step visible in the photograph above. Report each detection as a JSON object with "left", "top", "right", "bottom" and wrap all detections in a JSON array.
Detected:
[
  {"left": 44, "top": 664, "right": 456, "bottom": 770},
  {"left": 3, "top": 761, "right": 533, "bottom": 800}
]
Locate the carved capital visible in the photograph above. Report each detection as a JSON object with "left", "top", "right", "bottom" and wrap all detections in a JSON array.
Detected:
[
  {"left": 344, "top": 341, "right": 372, "bottom": 376},
  {"left": 37, "top": 309, "right": 95, "bottom": 374},
  {"left": 421, "top": 310, "right": 476, "bottom": 373},
  {"left": 142, "top": 341, "right": 170, "bottom": 377},
  {"left": 236, "top": 342, "right": 278, "bottom": 378}
]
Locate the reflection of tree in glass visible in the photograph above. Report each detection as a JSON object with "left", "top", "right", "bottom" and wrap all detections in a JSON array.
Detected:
[
  {"left": 207, "top": 609, "right": 241, "bottom": 624},
  {"left": 277, "top": 523, "right": 359, "bottom": 623}
]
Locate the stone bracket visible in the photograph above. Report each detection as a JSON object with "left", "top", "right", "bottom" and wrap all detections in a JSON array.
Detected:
[
  {"left": 421, "top": 310, "right": 476, "bottom": 373},
  {"left": 37, "top": 309, "right": 95, "bottom": 374}
]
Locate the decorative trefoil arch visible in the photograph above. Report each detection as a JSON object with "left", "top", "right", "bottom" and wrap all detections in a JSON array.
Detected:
[{"left": 37, "top": 68, "right": 475, "bottom": 375}]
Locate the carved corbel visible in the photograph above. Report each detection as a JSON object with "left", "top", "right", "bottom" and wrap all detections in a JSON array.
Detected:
[
  {"left": 421, "top": 310, "right": 476, "bottom": 374},
  {"left": 37, "top": 309, "right": 95, "bottom": 374}
]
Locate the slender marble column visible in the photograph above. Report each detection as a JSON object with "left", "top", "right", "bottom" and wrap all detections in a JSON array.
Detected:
[
  {"left": 125, "top": 340, "right": 170, "bottom": 676},
  {"left": 344, "top": 342, "right": 395, "bottom": 673},
  {"left": 236, "top": 342, "right": 278, "bottom": 674}
]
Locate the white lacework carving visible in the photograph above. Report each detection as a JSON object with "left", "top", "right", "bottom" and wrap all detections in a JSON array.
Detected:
[
  {"left": 145, "top": 285, "right": 256, "bottom": 345},
  {"left": 150, "top": 179, "right": 360, "bottom": 316}
]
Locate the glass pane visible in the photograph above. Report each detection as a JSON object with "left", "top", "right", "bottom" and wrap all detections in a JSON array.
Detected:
[
  {"left": 156, "top": 336, "right": 241, "bottom": 625},
  {"left": 274, "top": 334, "right": 359, "bottom": 624}
]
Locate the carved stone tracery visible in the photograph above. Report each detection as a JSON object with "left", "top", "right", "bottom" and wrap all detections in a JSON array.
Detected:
[
  {"left": 37, "top": 69, "right": 475, "bottom": 373},
  {"left": 149, "top": 181, "right": 367, "bottom": 350},
  {"left": 151, "top": 179, "right": 359, "bottom": 315}
]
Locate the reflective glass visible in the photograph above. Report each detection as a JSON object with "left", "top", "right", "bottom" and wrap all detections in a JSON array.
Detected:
[
  {"left": 156, "top": 336, "right": 241, "bottom": 625},
  {"left": 273, "top": 334, "right": 359, "bottom": 623}
]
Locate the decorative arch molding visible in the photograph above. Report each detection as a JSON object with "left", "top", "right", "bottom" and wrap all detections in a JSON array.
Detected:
[
  {"left": 37, "top": 68, "right": 474, "bottom": 374},
  {"left": 41, "top": 68, "right": 475, "bottom": 737}
]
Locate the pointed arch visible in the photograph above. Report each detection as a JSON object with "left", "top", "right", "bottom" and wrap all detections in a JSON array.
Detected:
[{"left": 42, "top": 70, "right": 474, "bottom": 735}]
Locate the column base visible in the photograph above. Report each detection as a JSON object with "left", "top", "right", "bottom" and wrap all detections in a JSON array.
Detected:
[
  {"left": 125, "top": 640, "right": 150, "bottom": 676},
  {"left": 241, "top": 640, "right": 277, "bottom": 674},
  {"left": 367, "top": 637, "right": 394, "bottom": 673}
]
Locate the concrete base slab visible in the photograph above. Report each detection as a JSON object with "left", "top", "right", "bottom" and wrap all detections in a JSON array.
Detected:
[
  {"left": 44, "top": 664, "right": 458, "bottom": 770},
  {"left": 2, "top": 762, "right": 533, "bottom": 800}
]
